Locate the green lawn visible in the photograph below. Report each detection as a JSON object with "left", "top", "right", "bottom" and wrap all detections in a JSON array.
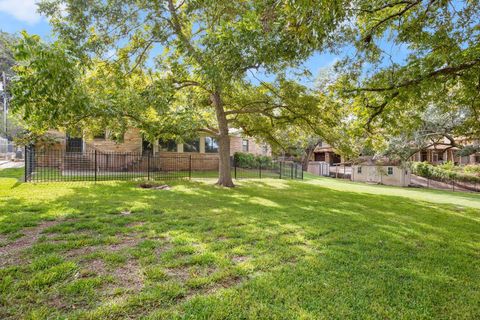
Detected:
[{"left": 1, "top": 168, "right": 479, "bottom": 319}]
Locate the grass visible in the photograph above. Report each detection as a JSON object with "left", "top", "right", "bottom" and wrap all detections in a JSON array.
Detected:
[
  {"left": 28, "top": 167, "right": 283, "bottom": 182},
  {"left": 0, "top": 168, "right": 479, "bottom": 319}
]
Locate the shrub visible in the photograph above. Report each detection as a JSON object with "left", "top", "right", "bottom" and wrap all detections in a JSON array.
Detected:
[
  {"left": 439, "top": 161, "right": 455, "bottom": 171},
  {"left": 234, "top": 152, "right": 273, "bottom": 168},
  {"left": 464, "top": 164, "right": 480, "bottom": 176},
  {"left": 411, "top": 162, "right": 480, "bottom": 183}
]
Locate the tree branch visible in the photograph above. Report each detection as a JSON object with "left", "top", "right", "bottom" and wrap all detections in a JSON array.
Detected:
[{"left": 348, "top": 57, "right": 480, "bottom": 93}]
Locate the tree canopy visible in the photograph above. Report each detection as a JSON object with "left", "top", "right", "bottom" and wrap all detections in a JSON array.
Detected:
[
  {"left": 12, "top": 0, "right": 348, "bottom": 186},
  {"left": 10, "top": 0, "right": 480, "bottom": 176},
  {"left": 332, "top": 0, "right": 480, "bottom": 156}
]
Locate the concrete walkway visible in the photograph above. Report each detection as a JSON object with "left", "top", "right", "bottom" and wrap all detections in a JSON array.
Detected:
[{"left": 0, "top": 161, "right": 24, "bottom": 169}]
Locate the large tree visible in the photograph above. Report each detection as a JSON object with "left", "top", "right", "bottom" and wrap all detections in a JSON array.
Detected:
[
  {"left": 20, "top": 0, "right": 346, "bottom": 186},
  {"left": 331, "top": 0, "right": 480, "bottom": 153}
]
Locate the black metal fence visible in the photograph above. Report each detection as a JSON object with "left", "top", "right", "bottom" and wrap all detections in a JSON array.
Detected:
[
  {"left": 411, "top": 174, "right": 480, "bottom": 193},
  {"left": 24, "top": 147, "right": 303, "bottom": 183}
]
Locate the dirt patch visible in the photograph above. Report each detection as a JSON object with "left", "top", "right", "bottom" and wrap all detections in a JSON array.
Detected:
[
  {"left": 155, "top": 243, "right": 174, "bottom": 256},
  {"left": 138, "top": 183, "right": 171, "bottom": 190},
  {"left": 66, "top": 245, "right": 102, "bottom": 259},
  {"left": 87, "top": 259, "right": 107, "bottom": 275},
  {"left": 0, "top": 220, "right": 58, "bottom": 267},
  {"left": 113, "top": 259, "right": 144, "bottom": 292},
  {"left": 184, "top": 274, "right": 244, "bottom": 301},
  {"left": 107, "top": 235, "right": 141, "bottom": 252},
  {"left": 126, "top": 221, "right": 145, "bottom": 228},
  {"left": 165, "top": 267, "right": 191, "bottom": 282},
  {"left": 231, "top": 255, "right": 249, "bottom": 263},
  {"left": 207, "top": 275, "right": 243, "bottom": 292}
]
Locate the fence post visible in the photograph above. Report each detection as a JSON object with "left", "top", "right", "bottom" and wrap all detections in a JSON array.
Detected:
[
  {"left": 24, "top": 145, "right": 28, "bottom": 182},
  {"left": 94, "top": 150, "right": 97, "bottom": 183},
  {"left": 147, "top": 152, "right": 150, "bottom": 181},
  {"left": 279, "top": 161, "right": 282, "bottom": 179},
  {"left": 259, "top": 160, "right": 262, "bottom": 179},
  {"left": 301, "top": 164, "right": 304, "bottom": 180},
  {"left": 291, "top": 163, "right": 294, "bottom": 179},
  {"left": 234, "top": 157, "right": 237, "bottom": 179},
  {"left": 452, "top": 178, "right": 455, "bottom": 192},
  {"left": 294, "top": 163, "right": 297, "bottom": 179},
  {"left": 188, "top": 155, "right": 192, "bottom": 180}
]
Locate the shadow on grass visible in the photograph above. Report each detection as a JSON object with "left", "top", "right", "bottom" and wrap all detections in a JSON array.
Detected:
[{"left": 1, "top": 172, "right": 479, "bottom": 318}]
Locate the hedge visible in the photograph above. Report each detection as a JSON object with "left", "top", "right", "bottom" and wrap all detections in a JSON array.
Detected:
[
  {"left": 233, "top": 152, "right": 273, "bottom": 168},
  {"left": 411, "top": 162, "right": 480, "bottom": 183}
]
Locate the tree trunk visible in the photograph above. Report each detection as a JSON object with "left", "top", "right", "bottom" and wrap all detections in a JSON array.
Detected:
[
  {"left": 212, "top": 92, "right": 235, "bottom": 187},
  {"left": 301, "top": 153, "right": 311, "bottom": 171},
  {"left": 301, "top": 142, "right": 320, "bottom": 171}
]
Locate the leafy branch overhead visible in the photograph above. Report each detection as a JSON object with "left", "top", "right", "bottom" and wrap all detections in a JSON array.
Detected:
[
  {"left": 9, "top": 0, "right": 480, "bottom": 173},
  {"left": 323, "top": 0, "right": 480, "bottom": 157}
]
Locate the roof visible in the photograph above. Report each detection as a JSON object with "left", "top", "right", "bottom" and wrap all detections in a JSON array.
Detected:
[{"left": 353, "top": 156, "right": 401, "bottom": 166}]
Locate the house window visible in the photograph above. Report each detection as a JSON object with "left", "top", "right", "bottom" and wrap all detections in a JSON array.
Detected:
[
  {"left": 242, "top": 139, "right": 249, "bottom": 152},
  {"left": 357, "top": 166, "right": 362, "bottom": 174},
  {"left": 142, "top": 139, "right": 153, "bottom": 154},
  {"left": 205, "top": 137, "right": 218, "bottom": 153},
  {"left": 421, "top": 151, "right": 428, "bottom": 162},
  {"left": 387, "top": 167, "right": 394, "bottom": 175},
  {"left": 159, "top": 139, "right": 177, "bottom": 152},
  {"left": 93, "top": 131, "right": 106, "bottom": 140},
  {"left": 314, "top": 152, "right": 325, "bottom": 162},
  {"left": 184, "top": 138, "right": 200, "bottom": 152},
  {"left": 262, "top": 144, "right": 268, "bottom": 155}
]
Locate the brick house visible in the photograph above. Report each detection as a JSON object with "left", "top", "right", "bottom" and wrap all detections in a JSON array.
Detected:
[
  {"left": 52, "top": 128, "right": 271, "bottom": 156},
  {"left": 35, "top": 128, "right": 271, "bottom": 172}
]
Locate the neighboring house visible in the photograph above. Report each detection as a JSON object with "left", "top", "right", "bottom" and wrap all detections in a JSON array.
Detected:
[
  {"left": 37, "top": 128, "right": 271, "bottom": 157},
  {"left": 410, "top": 137, "right": 479, "bottom": 165},
  {"left": 310, "top": 141, "right": 343, "bottom": 165},
  {"left": 352, "top": 159, "right": 411, "bottom": 187}
]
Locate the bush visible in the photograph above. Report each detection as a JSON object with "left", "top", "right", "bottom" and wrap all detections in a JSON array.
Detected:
[
  {"left": 234, "top": 152, "right": 273, "bottom": 168},
  {"left": 439, "top": 161, "right": 455, "bottom": 171},
  {"left": 464, "top": 164, "right": 480, "bottom": 175},
  {"left": 411, "top": 162, "right": 480, "bottom": 183}
]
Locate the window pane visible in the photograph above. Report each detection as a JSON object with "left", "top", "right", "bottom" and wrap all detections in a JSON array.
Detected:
[
  {"left": 184, "top": 138, "right": 200, "bottom": 152},
  {"left": 205, "top": 137, "right": 218, "bottom": 153},
  {"left": 143, "top": 139, "right": 153, "bottom": 153},
  {"left": 262, "top": 144, "right": 268, "bottom": 155},
  {"left": 242, "top": 139, "right": 249, "bottom": 152},
  {"left": 93, "top": 131, "right": 105, "bottom": 139},
  {"left": 159, "top": 139, "right": 177, "bottom": 152}
]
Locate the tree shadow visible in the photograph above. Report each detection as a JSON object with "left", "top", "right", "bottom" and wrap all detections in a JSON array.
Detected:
[{"left": 1, "top": 178, "right": 479, "bottom": 318}]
